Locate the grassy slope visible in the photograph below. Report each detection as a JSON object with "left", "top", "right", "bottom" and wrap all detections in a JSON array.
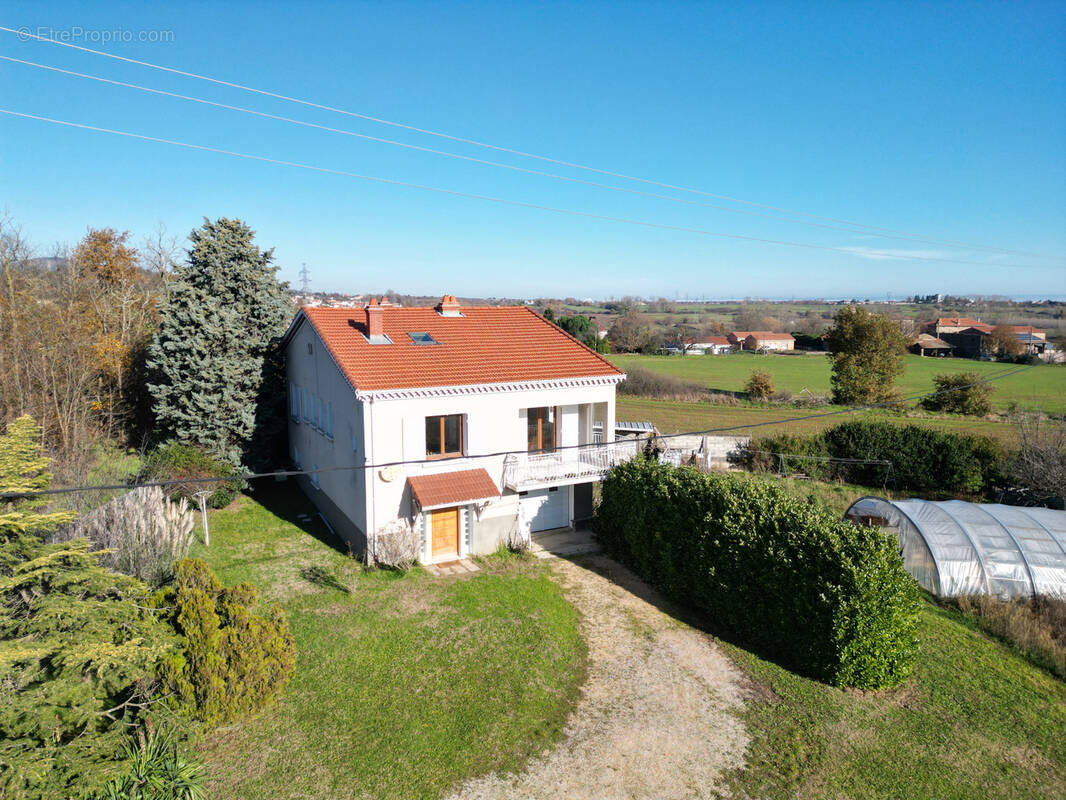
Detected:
[
  {"left": 726, "top": 603, "right": 1066, "bottom": 800},
  {"left": 616, "top": 397, "right": 1020, "bottom": 443},
  {"left": 191, "top": 487, "right": 585, "bottom": 800},
  {"left": 609, "top": 353, "right": 1066, "bottom": 412}
]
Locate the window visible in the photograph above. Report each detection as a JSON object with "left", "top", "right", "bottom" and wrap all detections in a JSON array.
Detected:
[
  {"left": 527, "top": 407, "right": 556, "bottom": 453},
  {"left": 311, "top": 464, "right": 320, "bottom": 489},
  {"left": 426, "top": 414, "right": 463, "bottom": 459},
  {"left": 407, "top": 332, "right": 438, "bottom": 345},
  {"left": 302, "top": 389, "right": 309, "bottom": 422},
  {"left": 325, "top": 401, "right": 333, "bottom": 438},
  {"left": 289, "top": 383, "right": 299, "bottom": 419},
  {"left": 314, "top": 394, "right": 321, "bottom": 430},
  {"left": 292, "top": 445, "right": 301, "bottom": 468}
]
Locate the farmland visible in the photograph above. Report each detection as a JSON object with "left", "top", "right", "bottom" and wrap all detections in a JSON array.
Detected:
[{"left": 609, "top": 353, "right": 1066, "bottom": 412}]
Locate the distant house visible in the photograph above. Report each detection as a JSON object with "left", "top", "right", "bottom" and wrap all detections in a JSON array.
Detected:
[
  {"left": 926, "top": 317, "right": 992, "bottom": 337},
  {"left": 690, "top": 336, "right": 733, "bottom": 355},
  {"left": 1002, "top": 325, "right": 1047, "bottom": 355},
  {"left": 728, "top": 331, "right": 795, "bottom": 351},
  {"left": 910, "top": 333, "right": 953, "bottom": 357},
  {"left": 937, "top": 322, "right": 1048, "bottom": 358}
]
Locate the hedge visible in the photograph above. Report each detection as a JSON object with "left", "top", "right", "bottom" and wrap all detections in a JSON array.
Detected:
[
  {"left": 593, "top": 457, "right": 922, "bottom": 688},
  {"left": 138, "top": 443, "right": 242, "bottom": 508},
  {"left": 740, "top": 420, "right": 1004, "bottom": 494}
]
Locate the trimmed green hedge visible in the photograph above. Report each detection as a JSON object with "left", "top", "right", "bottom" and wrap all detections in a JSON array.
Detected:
[
  {"left": 593, "top": 457, "right": 921, "bottom": 688},
  {"left": 740, "top": 420, "right": 1004, "bottom": 494}
]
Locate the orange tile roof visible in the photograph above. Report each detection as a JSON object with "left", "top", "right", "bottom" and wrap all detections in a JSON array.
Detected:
[
  {"left": 935, "top": 317, "right": 984, "bottom": 327},
  {"left": 407, "top": 468, "right": 500, "bottom": 509},
  {"left": 1003, "top": 325, "right": 1045, "bottom": 335},
  {"left": 298, "top": 304, "right": 623, "bottom": 391}
]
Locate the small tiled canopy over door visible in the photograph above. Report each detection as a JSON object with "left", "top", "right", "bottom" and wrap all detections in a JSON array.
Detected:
[{"left": 431, "top": 507, "right": 460, "bottom": 557}]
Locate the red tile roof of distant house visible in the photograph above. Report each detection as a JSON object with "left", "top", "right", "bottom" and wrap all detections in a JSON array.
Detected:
[
  {"left": 291, "top": 299, "right": 625, "bottom": 391},
  {"left": 702, "top": 336, "right": 731, "bottom": 346},
  {"left": 407, "top": 468, "right": 501, "bottom": 510},
  {"left": 934, "top": 317, "right": 986, "bottom": 328}
]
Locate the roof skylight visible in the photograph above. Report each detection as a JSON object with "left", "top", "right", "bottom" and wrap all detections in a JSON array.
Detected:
[{"left": 407, "top": 332, "right": 438, "bottom": 345}]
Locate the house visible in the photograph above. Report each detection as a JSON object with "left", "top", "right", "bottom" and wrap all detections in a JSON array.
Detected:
[
  {"left": 925, "top": 317, "right": 992, "bottom": 338},
  {"left": 1002, "top": 325, "right": 1047, "bottom": 355},
  {"left": 939, "top": 326, "right": 992, "bottom": 358},
  {"left": 728, "top": 331, "right": 795, "bottom": 351},
  {"left": 690, "top": 336, "right": 733, "bottom": 355},
  {"left": 283, "top": 296, "right": 629, "bottom": 563},
  {"left": 662, "top": 336, "right": 732, "bottom": 355},
  {"left": 910, "top": 333, "right": 954, "bottom": 357},
  {"left": 937, "top": 323, "right": 1047, "bottom": 358}
]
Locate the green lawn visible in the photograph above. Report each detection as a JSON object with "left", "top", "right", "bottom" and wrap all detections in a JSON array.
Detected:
[
  {"left": 725, "top": 601, "right": 1066, "bottom": 799},
  {"left": 617, "top": 396, "right": 1022, "bottom": 443},
  {"left": 610, "top": 352, "right": 1066, "bottom": 412},
  {"left": 191, "top": 486, "right": 585, "bottom": 800}
]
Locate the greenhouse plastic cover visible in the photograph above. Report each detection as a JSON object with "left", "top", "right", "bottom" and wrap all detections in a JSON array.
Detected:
[{"left": 844, "top": 497, "right": 1066, "bottom": 599}]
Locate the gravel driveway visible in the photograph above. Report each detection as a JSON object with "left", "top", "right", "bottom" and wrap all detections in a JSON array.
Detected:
[{"left": 447, "top": 553, "right": 749, "bottom": 800}]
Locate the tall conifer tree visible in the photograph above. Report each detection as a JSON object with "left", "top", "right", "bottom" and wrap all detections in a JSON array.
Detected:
[{"left": 148, "top": 218, "right": 290, "bottom": 468}]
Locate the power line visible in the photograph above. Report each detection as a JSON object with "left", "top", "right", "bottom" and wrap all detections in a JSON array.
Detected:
[
  {"left": 2, "top": 25, "right": 1061, "bottom": 263},
  {"left": 1, "top": 107, "right": 1059, "bottom": 273},
  {"left": 0, "top": 362, "right": 1035, "bottom": 500},
  {"left": 3, "top": 53, "right": 1060, "bottom": 264}
]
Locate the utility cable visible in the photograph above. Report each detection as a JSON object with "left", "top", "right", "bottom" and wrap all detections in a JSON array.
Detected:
[
  {"left": 2, "top": 25, "right": 1060, "bottom": 262},
  {"left": 3, "top": 53, "right": 1060, "bottom": 263},
  {"left": 0, "top": 107, "right": 1058, "bottom": 273}
]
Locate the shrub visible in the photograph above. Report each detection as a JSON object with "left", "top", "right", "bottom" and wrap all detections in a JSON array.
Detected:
[
  {"left": 745, "top": 370, "right": 775, "bottom": 401},
  {"left": 744, "top": 421, "right": 1005, "bottom": 495},
  {"left": 139, "top": 443, "right": 241, "bottom": 508},
  {"left": 372, "top": 518, "right": 419, "bottom": 571},
  {"left": 950, "top": 594, "right": 1066, "bottom": 680},
  {"left": 618, "top": 367, "right": 706, "bottom": 400},
  {"left": 823, "top": 421, "right": 1003, "bottom": 494},
  {"left": 737, "top": 432, "right": 831, "bottom": 478},
  {"left": 593, "top": 458, "right": 922, "bottom": 688},
  {"left": 100, "top": 722, "right": 206, "bottom": 800},
  {"left": 0, "top": 536, "right": 178, "bottom": 799},
  {"left": 52, "top": 486, "right": 196, "bottom": 586},
  {"left": 921, "top": 372, "right": 994, "bottom": 416},
  {"left": 151, "top": 559, "right": 296, "bottom": 726}
]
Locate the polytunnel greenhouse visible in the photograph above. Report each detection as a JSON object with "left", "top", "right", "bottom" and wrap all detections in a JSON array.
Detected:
[{"left": 844, "top": 497, "right": 1066, "bottom": 599}]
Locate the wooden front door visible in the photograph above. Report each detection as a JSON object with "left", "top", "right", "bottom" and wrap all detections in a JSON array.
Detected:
[{"left": 431, "top": 507, "right": 459, "bottom": 557}]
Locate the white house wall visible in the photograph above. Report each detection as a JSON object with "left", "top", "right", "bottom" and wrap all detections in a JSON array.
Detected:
[
  {"left": 285, "top": 320, "right": 368, "bottom": 549},
  {"left": 362, "top": 383, "right": 617, "bottom": 540}
]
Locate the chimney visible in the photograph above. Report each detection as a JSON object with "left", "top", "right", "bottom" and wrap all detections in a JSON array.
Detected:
[
  {"left": 436, "top": 294, "right": 462, "bottom": 317},
  {"left": 365, "top": 298, "right": 386, "bottom": 342}
]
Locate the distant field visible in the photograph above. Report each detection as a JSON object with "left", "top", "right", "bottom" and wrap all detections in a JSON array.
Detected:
[
  {"left": 610, "top": 353, "right": 1066, "bottom": 413},
  {"left": 616, "top": 397, "right": 1025, "bottom": 444}
]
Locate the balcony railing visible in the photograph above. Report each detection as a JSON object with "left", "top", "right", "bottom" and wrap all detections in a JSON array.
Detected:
[{"left": 503, "top": 439, "right": 682, "bottom": 490}]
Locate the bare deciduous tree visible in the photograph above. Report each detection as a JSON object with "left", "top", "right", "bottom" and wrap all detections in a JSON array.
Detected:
[{"left": 1010, "top": 414, "right": 1066, "bottom": 504}]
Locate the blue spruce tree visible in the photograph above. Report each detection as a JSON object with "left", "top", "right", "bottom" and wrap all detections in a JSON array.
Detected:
[{"left": 148, "top": 218, "right": 291, "bottom": 468}]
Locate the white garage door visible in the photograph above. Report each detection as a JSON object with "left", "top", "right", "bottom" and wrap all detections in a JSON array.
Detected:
[{"left": 521, "top": 486, "right": 570, "bottom": 532}]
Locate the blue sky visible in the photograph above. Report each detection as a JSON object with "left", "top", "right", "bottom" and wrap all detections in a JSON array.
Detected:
[{"left": 1, "top": 1, "right": 1064, "bottom": 299}]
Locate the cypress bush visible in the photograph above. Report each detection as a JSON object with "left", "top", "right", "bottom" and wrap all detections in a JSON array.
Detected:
[
  {"left": 742, "top": 420, "right": 1005, "bottom": 494},
  {"left": 151, "top": 559, "right": 296, "bottom": 726},
  {"left": 593, "top": 458, "right": 922, "bottom": 689}
]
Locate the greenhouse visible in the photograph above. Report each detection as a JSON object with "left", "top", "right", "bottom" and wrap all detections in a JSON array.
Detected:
[{"left": 844, "top": 497, "right": 1066, "bottom": 599}]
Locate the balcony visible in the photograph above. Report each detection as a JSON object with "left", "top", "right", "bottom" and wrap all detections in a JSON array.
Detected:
[{"left": 503, "top": 439, "right": 681, "bottom": 491}]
